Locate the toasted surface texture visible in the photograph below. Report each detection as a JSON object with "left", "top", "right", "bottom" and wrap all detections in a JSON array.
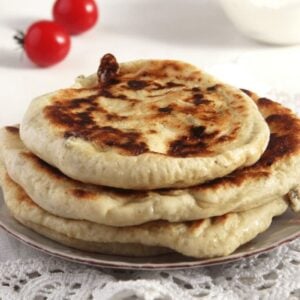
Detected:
[
  {"left": 20, "top": 58, "right": 269, "bottom": 189},
  {"left": 0, "top": 165, "right": 287, "bottom": 258},
  {"left": 1, "top": 94, "right": 299, "bottom": 226}
]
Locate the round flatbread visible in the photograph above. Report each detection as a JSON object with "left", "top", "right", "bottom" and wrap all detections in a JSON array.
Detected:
[
  {"left": 20, "top": 55, "right": 269, "bottom": 189},
  {"left": 1, "top": 93, "right": 299, "bottom": 226},
  {"left": 0, "top": 167, "right": 287, "bottom": 258}
]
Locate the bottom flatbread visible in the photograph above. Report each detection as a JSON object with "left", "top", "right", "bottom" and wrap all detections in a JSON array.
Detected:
[
  {"left": 0, "top": 165, "right": 288, "bottom": 258},
  {"left": 17, "top": 219, "right": 171, "bottom": 256}
]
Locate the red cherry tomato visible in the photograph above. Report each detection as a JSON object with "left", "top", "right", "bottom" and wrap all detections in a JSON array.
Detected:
[
  {"left": 22, "top": 20, "right": 71, "bottom": 67},
  {"left": 53, "top": 0, "right": 98, "bottom": 35}
]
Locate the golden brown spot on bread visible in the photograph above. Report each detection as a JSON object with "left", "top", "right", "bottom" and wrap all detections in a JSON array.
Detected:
[
  {"left": 240, "top": 89, "right": 255, "bottom": 98},
  {"left": 168, "top": 126, "right": 221, "bottom": 157},
  {"left": 5, "top": 126, "right": 19, "bottom": 134},
  {"left": 106, "top": 113, "right": 128, "bottom": 121},
  {"left": 18, "top": 192, "right": 37, "bottom": 207},
  {"left": 217, "top": 125, "right": 241, "bottom": 143},
  {"left": 193, "top": 94, "right": 204, "bottom": 105},
  {"left": 65, "top": 126, "right": 148, "bottom": 155},
  {"left": 158, "top": 105, "right": 173, "bottom": 113},
  {"left": 258, "top": 97, "right": 274, "bottom": 106},
  {"left": 152, "top": 81, "right": 184, "bottom": 91},
  {"left": 212, "top": 214, "right": 229, "bottom": 224},
  {"left": 148, "top": 129, "right": 157, "bottom": 134},
  {"left": 4, "top": 174, "right": 37, "bottom": 207},
  {"left": 21, "top": 153, "right": 64, "bottom": 180},
  {"left": 166, "top": 81, "right": 184, "bottom": 88},
  {"left": 267, "top": 114, "right": 298, "bottom": 134},
  {"left": 105, "top": 187, "right": 149, "bottom": 198},
  {"left": 234, "top": 93, "right": 243, "bottom": 100},
  {"left": 187, "top": 219, "right": 205, "bottom": 232},
  {"left": 190, "top": 126, "right": 206, "bottom": 138},
  {"left": 207, "top": 84, "right": 222, "bottom": 92},
  {"left": 258, "top": 133, "right": 297, "bottom": 167},
  {"left": 71, "top": 188, "right": 96, "bottom": 199},
  {"left": 127, "top": 80, "right": 148, "bottom": 90},
  {"left": 168, "top": 138, "right": 208, "bottom": 157}
]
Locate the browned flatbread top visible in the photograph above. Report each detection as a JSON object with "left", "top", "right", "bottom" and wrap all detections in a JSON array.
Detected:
[{"left": 43, "top": 59, "right": 258, "bottom": 157}]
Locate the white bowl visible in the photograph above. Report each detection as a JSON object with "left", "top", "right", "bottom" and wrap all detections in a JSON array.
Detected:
[{"left": 219, "top": 0, "right": 300, "bottom": 45}]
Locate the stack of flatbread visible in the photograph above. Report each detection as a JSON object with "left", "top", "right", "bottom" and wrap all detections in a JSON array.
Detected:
[{"left": 1, "top": 54, "right": 300, "bottom": 258}]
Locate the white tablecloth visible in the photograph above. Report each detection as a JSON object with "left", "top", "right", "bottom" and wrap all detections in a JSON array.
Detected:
[{"left": 0, "top": 0, "right": 300, "bottom": 299}]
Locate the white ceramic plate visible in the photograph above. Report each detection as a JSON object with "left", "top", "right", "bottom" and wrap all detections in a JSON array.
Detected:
[{"left": 0, "top": 191, "right": 299, "bottom": 270}]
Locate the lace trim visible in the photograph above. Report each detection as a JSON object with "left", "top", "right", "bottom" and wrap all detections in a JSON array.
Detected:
[{"left": 0, "top": 238, "right": 299, "bottom": 299}]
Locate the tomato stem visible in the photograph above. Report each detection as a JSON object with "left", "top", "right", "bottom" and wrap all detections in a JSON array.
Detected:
[{"left": 13, "top": 31, "right": 25, "bottom": 47}]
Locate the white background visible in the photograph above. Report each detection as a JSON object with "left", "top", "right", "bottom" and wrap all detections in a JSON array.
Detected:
[{"left": 0, "top": 0, "right": 299, "bottom": 128}]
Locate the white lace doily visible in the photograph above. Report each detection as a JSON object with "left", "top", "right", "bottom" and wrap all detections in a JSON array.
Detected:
[
  {"left": 0, "top": 238, "right": 299, "bottom": 300},
  {"left": 0, "top": 90, "right": 299, "bottom": 300}
]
